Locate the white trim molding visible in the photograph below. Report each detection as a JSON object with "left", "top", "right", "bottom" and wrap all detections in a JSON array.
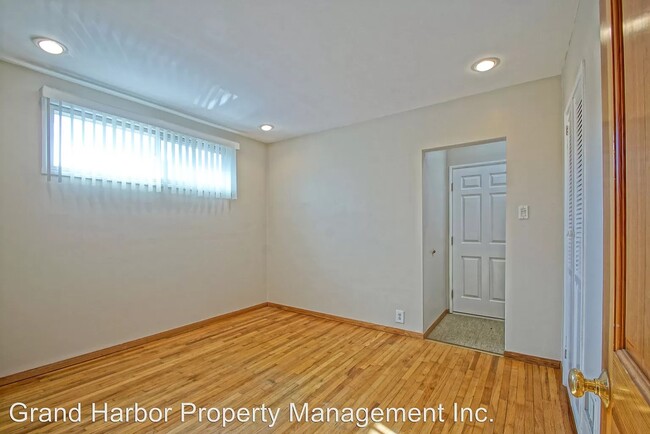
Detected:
[
  {"left": 40, "top": 86, "right": 240, "bottom": 150},
  {"left": 0, "top": 55, "right": 251, "bottom": 144}
]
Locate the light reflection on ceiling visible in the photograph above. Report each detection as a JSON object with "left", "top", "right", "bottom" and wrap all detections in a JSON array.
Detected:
[{"left": 0, "top": 0, "right": 579, "bottom": 143}]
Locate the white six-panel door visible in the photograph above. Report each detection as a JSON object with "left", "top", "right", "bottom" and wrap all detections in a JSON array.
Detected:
[{"left": 451, "top": 162, "right": 506, "bottom": 319}]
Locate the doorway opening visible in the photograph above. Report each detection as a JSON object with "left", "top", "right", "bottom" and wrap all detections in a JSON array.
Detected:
[{"left": 422, "top": 139, "right": 506, "bottom": 354}]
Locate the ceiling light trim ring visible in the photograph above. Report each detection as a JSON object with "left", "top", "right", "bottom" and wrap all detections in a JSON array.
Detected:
[
  {"left": 32, "top": 37, "right": 67, "bottom": 55},
  {"left": 471, "top": 57, "right": 501, "bottom": 72}
]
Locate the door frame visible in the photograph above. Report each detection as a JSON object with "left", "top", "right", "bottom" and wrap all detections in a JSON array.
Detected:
[{"left": 448, "top": 159, "right": 507, "bottom": 316}]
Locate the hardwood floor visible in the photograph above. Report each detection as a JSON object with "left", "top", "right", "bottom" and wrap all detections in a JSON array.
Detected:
[{"left": 0, "top": 307, "right": 575, "bottom": 433}]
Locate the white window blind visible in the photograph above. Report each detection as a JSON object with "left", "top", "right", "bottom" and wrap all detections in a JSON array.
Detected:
[{"left": 42, "top": 96, "right": 237, "bottom": 198}]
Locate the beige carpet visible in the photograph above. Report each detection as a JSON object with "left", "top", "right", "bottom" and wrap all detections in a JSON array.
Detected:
[{"left": 426, "top": 313, "right": 505, "bottom": 354}]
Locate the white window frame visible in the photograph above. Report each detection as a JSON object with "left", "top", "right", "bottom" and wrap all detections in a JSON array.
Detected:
[{"left": 40, "top": 86, "right": 239, "bottom": 199}]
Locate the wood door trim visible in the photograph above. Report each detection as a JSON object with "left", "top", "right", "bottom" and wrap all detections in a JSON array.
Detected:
[
  {"left": 610, "top": 0, "right": 626, "bottom": 350},
  {"left": 0, "top": 302, "right": 270, "bottom": 387}
]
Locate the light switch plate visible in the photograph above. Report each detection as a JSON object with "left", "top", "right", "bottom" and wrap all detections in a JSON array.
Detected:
[{"left": 518, "top": 205, "right": 529, "bottom": 220}]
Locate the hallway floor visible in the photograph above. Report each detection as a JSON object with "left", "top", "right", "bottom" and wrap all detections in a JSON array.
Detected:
[{"left": 427, "top": 313, "right": 505, "bottom": 354}]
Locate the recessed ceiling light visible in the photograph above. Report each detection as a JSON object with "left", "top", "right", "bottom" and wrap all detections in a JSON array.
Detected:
[
  {"left": 471, "top": 57, "right": 500, "bottom": 72},
  {"left": 260, "top": 124, "right": 274, "bottom": 132},
  {"left": 32, "top": 37, "right": 66, "bottom": 55}
]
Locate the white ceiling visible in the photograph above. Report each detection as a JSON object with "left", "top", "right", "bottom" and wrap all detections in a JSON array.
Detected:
[{"left": 0, "top": 0, "right": 578, "bottom": 143}]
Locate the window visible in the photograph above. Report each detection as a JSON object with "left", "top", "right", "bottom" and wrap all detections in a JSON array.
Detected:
[{"left": 42, "top": 91, "right": 237, "bottom": 199}]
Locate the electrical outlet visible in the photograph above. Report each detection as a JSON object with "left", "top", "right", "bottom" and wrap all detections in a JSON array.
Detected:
[{"left": 395, "top": 309, "right": 405, "bottom": 324}]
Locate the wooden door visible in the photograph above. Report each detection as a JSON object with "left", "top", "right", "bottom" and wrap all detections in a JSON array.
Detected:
[
  {"left": 599, "top": 0, "right": 650, "bottom": 432},
  {"left": 451, "top": 162, "right": 506, "bottom": 319}
]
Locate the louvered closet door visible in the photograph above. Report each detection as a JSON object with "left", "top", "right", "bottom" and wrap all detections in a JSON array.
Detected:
[{"left": 564, "top": 71, "right": 585, "bottom": 428}]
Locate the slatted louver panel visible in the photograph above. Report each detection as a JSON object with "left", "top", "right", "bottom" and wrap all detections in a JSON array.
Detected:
[
  {"left": 565, "top": 109, "right": 575, "bottom": 281},
  {"left": 573, "top": 77, "right": 585, "bottom": 284}
]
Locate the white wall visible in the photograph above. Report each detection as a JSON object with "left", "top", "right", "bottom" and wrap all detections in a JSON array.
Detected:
[
  {"left": 446, "top": 140, "right": 506, "bottom": 167},
  {"left": 0, "top": 61, "right": 268, "bottom": 377},
  {"left": 561, "top": 0, "right": 603, "bottom": 432},
  {"left": 0, "top": 63, "right": 568, "bottom": 376},
  {"left": 422, "top": 149, "right": 448, "bottom": 329},
  {"left": 268, "top": 77, "right": 564, "bottom": 360}
]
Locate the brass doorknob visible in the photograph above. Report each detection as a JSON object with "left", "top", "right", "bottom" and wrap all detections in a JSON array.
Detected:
[{"left": 568, "top": 368, "right": 611, "bottom": 408}]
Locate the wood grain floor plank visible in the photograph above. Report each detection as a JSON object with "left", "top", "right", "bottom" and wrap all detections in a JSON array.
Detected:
[{"left": 0, "top": 307, "right": 573, "bottom": 433}]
